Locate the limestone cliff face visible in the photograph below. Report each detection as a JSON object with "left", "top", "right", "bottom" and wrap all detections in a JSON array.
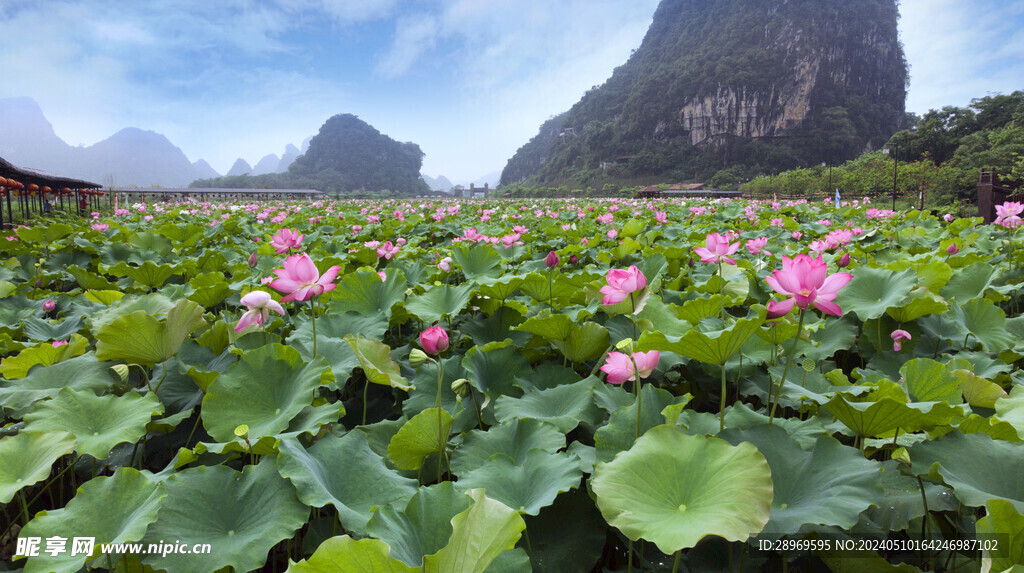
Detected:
[{"left": 502, "top": 0, "right": 907, "bottom": 185}]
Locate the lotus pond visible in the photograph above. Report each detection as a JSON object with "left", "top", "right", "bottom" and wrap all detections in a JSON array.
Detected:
[{"left": 2, "top": 196, "right": 1024, "bottom": 572}]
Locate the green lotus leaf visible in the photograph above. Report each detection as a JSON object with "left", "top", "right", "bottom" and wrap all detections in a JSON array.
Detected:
[
  {"left": 940, "top": 261, "right": 995, "bottom": 302},
  {"left": 422, "top": 488, "right": 526, "bottom": 573},
  {"left": 83, "top": 289, "right": 125, "bottom": 305},
  {"left": 403, "top": 355, "right": 465, "bottom": 419},
  {"left": 493, "top": 378, "right": 603, "bottom": 434},
  {"left": 825, "top": 392, "right": 963, "bottom": 438},
  {"left": 950, "top": 298, "right": 1017, "bottom": 353},
  {"left": 452, "top": 243, "right": 504, "bottom": 281},
  {"left": 0, "top": 430, "right": 76, "bottom": 504},
  {"left": 515, "top": 312, "right": 574, "bottom": 341},
  {"left": 140, "top": 459, "right": 308, "bottom": 573},
  {"left": 908, "top": 432, "right": 1024, "bottom": 511},
  {"left": 955, "top": 414, "right": 1021, "bottom": 442},
  {"left": 477, "top": 275, "right": 525, "bottom": 301},
  {"left": 450, "top": 418, "right": 566, "bottom": 477},
  {"left": 0, "top": 334, "right": 88, "bottom": 379},
  {"left": 551, "top": 322, "right": 610, "bottom": 363},
  {"left": 591, "top": 425, "right": 773, "bottom": 553},
  {"left": 23, "top": 388, "right": 164, "bottom": 460},
  {"left": 0, "top": 353, "right": 115, "bottom": 418},
  {"left": 885, "top": 290, "right": 948, "bottom": 323},
  {"left": 16, "top": 222, "right": 73, "bottom": 243},
  {"left": 860, "top": 460, "right": 959, "bottom": 532},
  {"left": 485, "top": 548, "right": 532, "bottom": 572},
  {"left": 20, "top": 316, "right": 84, "bottom": 342},
  {"left": 833, "top": 267, "right": 916, "bottom": 321},
  {"left": 277, "top": 432, "right": 417, "bottom": 535},
  {"left": 636, "top": 306, "right": 765, "bottom": 365},
  {"left": 154, "top": 221, "right": 207, "bottom": 247},
  {"left": 127, "top": 231, "right": 173, "bottom": 256},
  {"left": 201, "top": 343, "right": 332, "bottom": 442},
  {"left": 405, "top": 284, "right": 474, "bottom": 324},
  {"left": 956, "top": 369, "right": 1008, "bottom": 409},
  {"left": 461, "top": 341, "right": 529, "bottom": 402},
  {"left": 95, "top": 298, "right": 205, "bottom": 366},
  {"left": 186, "top": 271, "right": 233, "bottom": 308},
  {"left": 996, "top": 385, "right": 1024, "bottom": 440},
  {"left": 366, "top": 482, "right": 474, "bottom": 567},
  {"left": 718, "top": 425, "right": 884, "bottom": 534},
  {"left": 595, "top": 384, "right": 687, "bottom": 463},
  {"left": 976, "top": 498, "right": 1024, "bottom": 573},
  {"left": 330, "top": 268, "right": 406, "bottom": 318},
  {"left": 899, "top": 358, "right": 962, "bottom": 404},
  {"left": 288, "top": 535, "right": 420, "bottom": 573},
  {"left": 387, "top": 407, "right": 455, "bottom": 471},
  {"left": 286, "top": 311, "right": 387, "bottom": 383},
  {"left": 456, "top": 449, "right": 582, "bottom": 516},
  {"left": 521, "top": 486, "right": 606, "bottom": 573},
  {"left": 19, "top": 468, "right": 166, "bottom": 573},
  {"left": 345, "top": 335, "right": 413, "bottom": 392},
  {"left": 521, "top": 273, "right": 583, "bottom": 304}
]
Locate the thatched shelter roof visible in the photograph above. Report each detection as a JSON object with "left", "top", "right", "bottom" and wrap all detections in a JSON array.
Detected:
[{"left": 0, "top": 156, "right": 102, "bottom": 189}]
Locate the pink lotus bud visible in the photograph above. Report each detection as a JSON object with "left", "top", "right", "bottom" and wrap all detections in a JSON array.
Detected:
[
  {"left": 838, "top": 252, "right": 851, "bottom": 268},
  {"left": 419, "top": 326, "right": 449, "bottom": 354},
  {"left": 248, "top": 252, "right": 258, "bottom": 267},
  {"left": 569, "top": 255, "right": 578, "bottom": 265},
  {"left": 42, "top": 299, "right": 55, "bottom": 312},
  {"left": 544, "top": 251, "right": 559, "bottom": 268},
  {"left": 944, "top": 214, "right": 953, "bottom": 222},
  {"left": 946, "top": 243, "right": 959, "bottom": 255}
]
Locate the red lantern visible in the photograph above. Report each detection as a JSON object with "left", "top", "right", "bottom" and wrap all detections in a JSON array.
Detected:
[
  {"left": 41, "top": 186, "right": 51, "bottom": 195},
  {"left": 27, "top": 183, "right": 39, "bottom": 195}
]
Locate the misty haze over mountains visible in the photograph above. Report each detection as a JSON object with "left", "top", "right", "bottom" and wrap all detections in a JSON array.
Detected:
[{"left": 0, "top": 97, "right": 498, "bottom": 190}]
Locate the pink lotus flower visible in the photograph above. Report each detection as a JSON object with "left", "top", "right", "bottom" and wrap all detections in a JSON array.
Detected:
[
  {"left": 943, "top": 214, "right": 954, "bottom": 222},
  {"left": 607, "top": 229, "right": 619, "bottom": 240},
  {"left": 235, "top": 291, "right": 286, "bottom": 332},
  {"left": 269, "top": 253, "right": 342, "bottom": 303},
  {"left": 437, "top": 257, "right": 452, "bottom": 272},
  {"left": 544, "top": 251, "right": 559, "bottom": 268},
  {"left": 597, "top": 213, "right": 614, "bottom": 224},
  {"left": 270, "top": 228, "right": 304, "bottom": 254},
  {"left": 694, "top": 232, "right": 740, "bottom": 265},
  {"left": 419, "top": 326, "right": 449, "bottom": 354},
  {"left": 891, "top": 329, "right": 912, "bottom": 352},
  {"left": 42, "top": 299, "right": 55, "bottom": 312},
  {"left": 791, "top": 231, "right": 803, "bottom": 240},
  {"left": 91, "top": 223, "right": 109, "bottom": 232},
  {"left": 600, "top": 266, "right": 647, "bottom": 305},
  {"left": 655, "top": 212, "right": 668, "bottom": 224},
  {"left": 378, "top": 271, "right": 387, "bottom": 282},
  {"left": 600, "top": 351, "right": 660, "bottom": 385},
  {"left": 377, "top": 241, "right": 400, "bottom": 260},
  {"left": 765, "top": 254, "right": 853, "bottom": 318},
  {"left": 52, "top": 340, "right": 68, "bottom": 348},
  {"left": 746, "top": 237, "right": 769, "bottom": 256}
]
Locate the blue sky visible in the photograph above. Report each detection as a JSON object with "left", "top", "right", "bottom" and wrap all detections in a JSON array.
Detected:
[{"left": 1, "top": 0, "right": 1022, "bottom": 184}]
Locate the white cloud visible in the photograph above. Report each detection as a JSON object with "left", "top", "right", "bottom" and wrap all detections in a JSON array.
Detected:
[{"left": 899, "top": 0, "right": 1024, "bottom": 113}]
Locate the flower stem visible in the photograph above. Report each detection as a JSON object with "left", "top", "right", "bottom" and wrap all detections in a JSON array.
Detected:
[
  {"left": 719, "top": 362, "right": 728, "bottom": 432},
  {"left": 362, "top": 379, "right": 369, "bottom": 426},
  {"left": 435, "top": 359, "right": 446, "bottom": 483},
  {"left": 311, "top": 297, "right": 318, "bottom": 357},
  {"left": 671, "top": 550, "right": 682, "bottom": 573},
  {"left": 631, "top": 357, "right": 643, "bottom": 440},
  {"left": 769, "top": 309, "right": 806, "bottom": 424}
]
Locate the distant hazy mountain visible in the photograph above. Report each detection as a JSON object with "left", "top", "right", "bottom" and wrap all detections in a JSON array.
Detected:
[
  {"left": 421, "top": 174, "right": 454, "bottom": 191},
  {"left": 279, "top": 144, "right": 301, "bottom": 172},
  {"left": 226, "top": 158, "right": 253, "bottom": 177},
  {"left": 0, "top": 97, "right": 220, "bottom": 187},
  {"left": 472, "top": 171, "right": 500, "bottom": 188},
  {"left": 251, "top": 154, "right": 280, "bottom": 176},
  {"left": 192, "top": 159, "right": 220, "bottom": 180}
]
